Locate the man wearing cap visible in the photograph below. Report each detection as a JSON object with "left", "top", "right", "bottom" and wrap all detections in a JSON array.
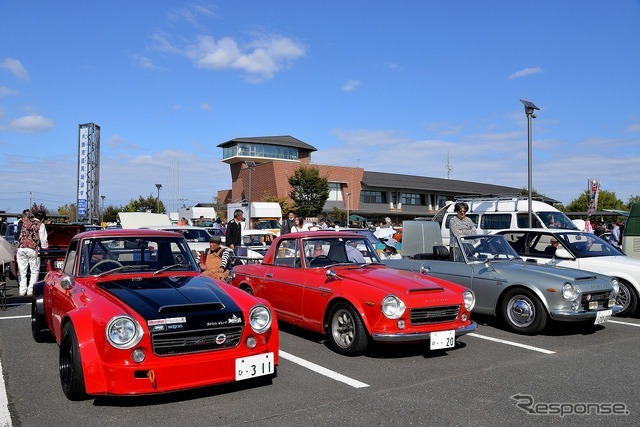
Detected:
[{"left": 200, "top": 235, "right": 233, "bottom": 282}]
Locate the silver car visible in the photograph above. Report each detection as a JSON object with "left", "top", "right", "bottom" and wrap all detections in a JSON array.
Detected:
[{"left": 383, "top": 234, "right": 621, "bottom": 334}]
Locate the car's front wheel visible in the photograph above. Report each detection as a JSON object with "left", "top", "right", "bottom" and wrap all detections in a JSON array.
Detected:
[
  {"left": 615, "top": 279, "right": 638, "bottom": 316},
  {"left": 326, "top": 302, "right": 368, "bottom": 356},
  {"left": 500, "top": 288, "right": 547, "bottom": 334},
  {"left": 59, "top": 322, "right": 87, "bottom": 400}
]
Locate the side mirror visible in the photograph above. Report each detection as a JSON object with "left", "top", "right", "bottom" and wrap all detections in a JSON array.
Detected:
[
  {"left": 60, "top": 275, "right": 74, "bottom": 291},
  {"left": 554, "top": 248, "right": 573, "bottom": 260}
]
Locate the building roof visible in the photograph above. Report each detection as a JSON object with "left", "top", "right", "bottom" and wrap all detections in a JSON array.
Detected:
[{"left": 217, "top": 135, "right": 317, "bottom": 151}]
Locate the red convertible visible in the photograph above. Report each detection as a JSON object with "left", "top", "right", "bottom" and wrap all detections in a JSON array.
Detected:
[
  {"left": 230, "top": 231, "right": 477, "bottom": 356},
  {"left": 31, "top": 229, "right": 278, "bottom": 400}
]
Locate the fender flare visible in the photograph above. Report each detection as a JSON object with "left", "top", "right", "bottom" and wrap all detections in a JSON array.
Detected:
[{"left": 62, "top": 308, "right": 108, "bottom": 395}]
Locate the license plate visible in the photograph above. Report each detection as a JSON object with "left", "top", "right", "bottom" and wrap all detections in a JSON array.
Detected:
[
  {"left": 235, "top": 352, "right": 274, "bottom": 381},
  {"left": 430, "top": 330, "right": 455, "bottom": 350},
  {"left": 55, "top": 261, "right": 64, "bottom": 269},
  {"left": 594, "top": 309, "right": 613, "bottom": 325}
]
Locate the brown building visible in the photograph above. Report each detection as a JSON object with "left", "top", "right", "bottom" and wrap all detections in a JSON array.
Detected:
[{"left": 217, "top": 135, "right": 525, "bottom": 223}]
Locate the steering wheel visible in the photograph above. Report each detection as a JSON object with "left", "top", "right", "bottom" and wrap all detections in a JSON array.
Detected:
[
  {"left": 308, "top": 255, "right": 332, "bottom": 266},
  {"left": 90, "top": 259, "right": 123, "bottom": 274}
]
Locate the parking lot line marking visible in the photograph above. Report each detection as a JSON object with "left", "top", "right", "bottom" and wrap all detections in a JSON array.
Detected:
[
  {"left": 467, "top": 333, "right": 556, "bottom": 354},
  {"left": 0, "top": 359, "right": 13, "bottom": 427},
  {"left": 279, "top": 350, "right": 370, "bottom": 388},
  {"left": 0, "top": 315, "right": 30, "bottom": 321},
  {"left": 608, "top": 320, "right": 640, "bottom": 327}
]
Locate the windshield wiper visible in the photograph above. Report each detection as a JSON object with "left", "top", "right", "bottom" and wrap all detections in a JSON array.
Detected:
[
  {"left": 97, "top": 264, "right": 149, "bottom": 278},
  {"left": 153, "top": 263, "right": 192, "bottom": 275},
  {"left": 360, "top": 262, "right": 384, "bottom": 268}
]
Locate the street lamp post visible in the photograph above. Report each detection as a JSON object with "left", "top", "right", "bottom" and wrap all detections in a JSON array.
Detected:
[
  {"left": 100, "top": 195, "right": 105, "bottom": 224},
  {"left": 520, "top": 99, "right": 539, "bottom": 228},
  {"left": 155, "top": 184, "right": 162, "bottom": 213},
  {"left": 346, "top": 192, "right": 352, "bottom": 226},
  {"left": 245, "top": 161, "right": 256, "bottom": 230}
]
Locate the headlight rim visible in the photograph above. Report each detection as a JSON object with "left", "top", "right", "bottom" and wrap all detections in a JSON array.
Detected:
[
  {"left": 249, "top": 304, "right": 272, "bottom": 334},
  {"left": 105, "top": 315, "right": 143, "bottom": 350},
  {"left": 561, "top": 282, "right": 579, "bottom": 301},
  {"left": 463, "top": 290, "right": 476, "bottom": 311},
  {"left": 381, "top": 295, "right": 406, "bottom": 319}
]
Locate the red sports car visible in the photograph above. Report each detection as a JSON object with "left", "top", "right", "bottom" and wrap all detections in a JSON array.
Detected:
[
  {"left": 230, "top": 231, "right": 477, "bottom": 356},
  {"left": 31, "top": 229, "right": 278, "bottom": 400}
]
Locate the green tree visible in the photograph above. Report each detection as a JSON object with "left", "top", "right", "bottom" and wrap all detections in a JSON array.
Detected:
[
  {"left": 564, "top": 190, "right": 625, "bottom": 212},
  {"left": 103, "top": 205, "right": 124, "bottom": 223},
  {"left": 124, "top": 194, "right": 166, "bottom": 214},
  {"left": 628, "top": 195, "right": 640, "bottom": 207},
  {"left": 56, "top": 203, "right": 77, "bottom": 222},
  {"left": 288, "top": 167, "right": 329, "bottom": 218}
]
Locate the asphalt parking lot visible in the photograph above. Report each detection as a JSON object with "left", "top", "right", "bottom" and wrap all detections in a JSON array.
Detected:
[{"left": 1, "top": 277, "right": 639, "bottom": 427}]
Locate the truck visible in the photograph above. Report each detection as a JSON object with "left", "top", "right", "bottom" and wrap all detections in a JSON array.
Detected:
[
  {"left": 178, "top": 204, "right": 218, "bottom": 226},
  {"left": 227, "top": 202, "right": 282, "bottom": 235}
]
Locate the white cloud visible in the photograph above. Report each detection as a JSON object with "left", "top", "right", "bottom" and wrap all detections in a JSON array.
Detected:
[
  {"left": 132, "top": 54, "right": 161, "bottom": 70},
  {"left": 341, "top": 80, "right": 361, "bottom": 92},
  {"left": 183, "top": 34, "right": 306, "bottom": 82},
  {"left": 1, "top": 58, "right": 29, "bottom": 80},
  {"left": 0, "top": 86, "right": 17, "bottom": 97},
  {"left": 7, "top": 115, "right": 53, "bottom": 133},
  {"left": 509, "top": 66, "right": 543, "bottom": 80},
  {"left": 199, "top": 103, "right": 213, "bottom": 111}
]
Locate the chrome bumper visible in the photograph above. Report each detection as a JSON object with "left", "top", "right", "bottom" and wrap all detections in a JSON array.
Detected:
[
  {"left": 371, "top": 321, "right": 478, "bottom": 342},
  {"left": 549, "top": 305, "right": 622, "bottom": 321}
]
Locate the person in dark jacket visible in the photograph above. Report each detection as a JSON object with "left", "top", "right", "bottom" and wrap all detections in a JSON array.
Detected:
[
  {"left": 225, "top": 209, "right": 243, "bottom": 252},
  {"left": 280, "top": 210, "right": 296, "bottom": 235}
]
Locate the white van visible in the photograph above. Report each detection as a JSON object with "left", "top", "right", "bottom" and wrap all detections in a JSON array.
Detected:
[{"left": 432, "top": 196, "right": 577, "bottom": 245}]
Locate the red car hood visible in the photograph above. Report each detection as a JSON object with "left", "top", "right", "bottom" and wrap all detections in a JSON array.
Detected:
[{"left": 329, "top": 265, "right": 457, "bottom": 295}]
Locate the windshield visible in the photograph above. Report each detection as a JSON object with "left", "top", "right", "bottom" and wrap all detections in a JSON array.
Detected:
[
  {"left": 77, "top": 236, "right": 199, "bottom": 277},
  {"left": 555, "top": 232, "right": 623, "bottom": 258},
  {"left": 457, "top": 235, "right": 520, "bottom": 262},
  {"left": 537, "top": 211, "right": 578, "bottom": 230},
  {"left": 273, "top": 236, "right": 381, "bottom": 268}
]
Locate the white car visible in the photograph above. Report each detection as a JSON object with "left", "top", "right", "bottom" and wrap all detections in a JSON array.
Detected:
[
  {"left": 497, "top": 229, "right": 640, "bottom": 316},
  {"left": 141, "top": 225, "right": 212, "bottom": 258}
]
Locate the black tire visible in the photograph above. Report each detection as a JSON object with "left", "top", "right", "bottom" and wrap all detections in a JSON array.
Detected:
[
  {"left": 240, "top": 284, "right": 254, "bottom": 296},
  {"left": 326, "top": 302, "right": 368, "bottom": 356},
  {"left": 615, "top": 280, "right": 638, "bottom": 316},
  {"left": 31, "top": 296, "right": 51, "bottom": 343},
  {"left": 500, "top": 288, "right": 547, "bottom": 335},
  {"left": 59, "top": 322, "right": 87, "bottom": 400}
]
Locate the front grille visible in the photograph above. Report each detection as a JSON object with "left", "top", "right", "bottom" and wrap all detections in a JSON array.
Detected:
[
  {"left": 152, "top": 326, "right": 243, "bottom": 356},
  {"left": 410, "top": 305, "right": 460, "bottom": 325},
  {"left": 581, "top": 291, "right": 612, "bottom": 309}
]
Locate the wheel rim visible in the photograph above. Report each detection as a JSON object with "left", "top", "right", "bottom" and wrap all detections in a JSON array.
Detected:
[
  {"left": 507, "top": 295, "right": 536, "bottom": 328},
  {"left": 331, "top": 308, "right": 355, "bottom": 349},
  {"left": 617, "top": 283, "right": 630, "bottom": 311},
  {"left": 59, "top": 335, "right": 73, "bottom": 390}
]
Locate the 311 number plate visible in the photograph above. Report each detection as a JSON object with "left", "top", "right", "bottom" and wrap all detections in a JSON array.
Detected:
[
  {"left": 235, "top": 352, "right": 275, "bottom": 381},
  {"left": 430, "top": 330, "right": 455, "bottom": 350}
]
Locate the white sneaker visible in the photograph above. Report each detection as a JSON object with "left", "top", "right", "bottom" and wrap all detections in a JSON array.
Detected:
[{"left": 19, "top": 291, "right": 27, "bottom": 296}]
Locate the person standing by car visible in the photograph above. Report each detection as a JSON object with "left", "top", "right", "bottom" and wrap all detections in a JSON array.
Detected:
[
  {"left": 200, "top": 236, "right": 233, "bottom": 282},
  {"left": 280, "top": 210, "right": 296, "bottom": 235},
  {"left": 609, "top": 221, "right": 621, "bottom": 247},
  {"left": 449, "top": 202, "right": 476, "bottom": 241},
  {"left": 226, "top": 209, "right": 243, "bottom": 252},
  {"left": 17, "top": 210, "right": 48, "bottom": 296},
  {"left": 379, "top": 238, "right": 401, "bottom": 260},
  {"left": 14, "top": 209, "right": 30, "bottom": 240}
]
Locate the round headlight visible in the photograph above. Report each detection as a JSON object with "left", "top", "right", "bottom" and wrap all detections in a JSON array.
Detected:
[
  {"left": 106, "top": 316, "right": 143, "bottom": 350},
  {"left": 610, "top": 278, "right": 620, "bottom": 296},
  {"left": 381, "top": 295, "right": 406, "bottom": 319},
  {"left": 561, "top": 282, "right": 579, "bottom": 301},
  {"left": 249, "top": 305, "right": 272, "bottom": 334},
  {"left": 463, "top": 290, "right": 476, "bottom": 311}
]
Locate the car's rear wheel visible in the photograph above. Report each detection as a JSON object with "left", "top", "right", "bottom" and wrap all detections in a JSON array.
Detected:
[
  {"left": 326, "top": 302, "right": 368, "bottom": 356},
  {"left": 615, "top": 279, "right": 638, "bottom": 316},
  {"left": 31, "top": 296, "right": 51, "bottom": 343},
  {"left": 59, "top": 322, "right": 87, "bottom": 400},
  {"left": 501, "top": 288, "right": 547, "bottom": 334},
  {"left": 240, "top": 284, "right": 254, "bottom": 296}
]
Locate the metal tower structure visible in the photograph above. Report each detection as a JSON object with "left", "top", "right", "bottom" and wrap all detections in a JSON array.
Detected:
[{"left": 77, "top": 123, "right": 100, "bottom": 223}]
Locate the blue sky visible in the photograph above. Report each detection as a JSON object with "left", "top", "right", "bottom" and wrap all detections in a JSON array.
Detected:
[{"left": 1, "top": 1, "right": 639, "bottom": 214}]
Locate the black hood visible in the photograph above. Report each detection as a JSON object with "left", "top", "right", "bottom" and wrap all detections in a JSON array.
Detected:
[{"left": 99, "top": 275, "right": 243, "bottom": 332}]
